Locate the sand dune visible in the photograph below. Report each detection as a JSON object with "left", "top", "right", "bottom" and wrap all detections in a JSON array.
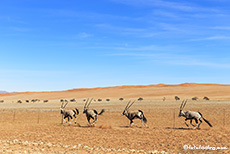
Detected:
[{"left": 1, "top": 83, "right": 230, "bottom": 101}]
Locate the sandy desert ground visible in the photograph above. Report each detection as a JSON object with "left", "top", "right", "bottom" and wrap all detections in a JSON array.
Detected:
[{"left": 0, "top": 83, "right": 229, "bottom": 153}]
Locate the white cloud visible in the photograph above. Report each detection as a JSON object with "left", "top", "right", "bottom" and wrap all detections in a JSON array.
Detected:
[
  {"left": 189, "top": 36, "right": 230, "bottom": 41},
  {"left": 112, "top": 45, "right": 173, "bottom": 51},
  {"left": 111, "top": 0, "right": 203, "bottom": 12},
  {"left": 107, "top": 51, "right": 230, "bottom": 68}
]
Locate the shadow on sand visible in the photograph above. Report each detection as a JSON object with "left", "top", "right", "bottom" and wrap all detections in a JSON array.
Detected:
[
  {"left": 119, "top": 125, "right": 147, "bottom": 129},
  {"left": 58, "top": 123, "right": 95, "bottom": 128},
  {"left": 165, "top": 127, "right": 194, "bottom": 130}
]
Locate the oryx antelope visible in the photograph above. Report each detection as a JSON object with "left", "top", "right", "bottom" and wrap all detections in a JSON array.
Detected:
[
  {"left": 83, "top": 98, "right": 105, "bottom": 126},
  {"left": 178, "top": 100, "right": 212, "bottom": 129},
  {"left": 122, "top": 100, "right": 147, "bottom": 127},
  {"left": 60, "top": 101, "right": 79, "bottom": 125}
]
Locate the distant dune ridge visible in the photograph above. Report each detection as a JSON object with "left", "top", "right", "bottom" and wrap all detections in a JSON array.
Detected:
[
  {"left": 0, "top": 91, "right": 8, "bottom": 94},
  {"left": 1, "top": 83, "right": 230, "bottom": 101}
]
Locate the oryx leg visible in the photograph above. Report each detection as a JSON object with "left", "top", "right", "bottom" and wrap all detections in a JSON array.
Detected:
[
  {"left": 63, "top": 118, "right": 67, "bottom": 123},
  {"left": 137, "top": 115, "right": 144, "bottom": 126},
  {"left": 144, "top": 120, "right": 147, "bottom": 127},
  {"left": 68, "top": 116, "right": 73, "bottom": 125},
  {"left": 136, "top": 115, "right": 144, "bottom": 127},
  {"left": 87, "top": 116, "right": 93, "bottom": 126},
  {"left": 92, "top": 115, "right": 97, "bottom": 126},
  {"left": 142, "top": 118, "right": 147, "bottom": 127},
  {"left": 193, "top": 119, "right": 199, "bottom": 129},
  {"left": 184, "top": 118, "right": 189, "bottom": 127},
  {"left": 130, "top": 120, "right": 137, "bottom": 127},
  {"left": 190, "top": 119, "right": 195, "bottom": 127},
  {"left": 63, "top": 116, "right": 68, "bottom": 123},
  {"left": 139, "top": 116, "right": 146, "bottom": 127},
  {"left": 73, "top": 115, "right": 77, "bottom": 124},
  {"left": 198, "top": 119, "right": 202, "bottom": 128}
]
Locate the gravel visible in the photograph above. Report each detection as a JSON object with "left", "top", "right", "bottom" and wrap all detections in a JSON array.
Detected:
[{"left": 0, "top": 139, "right": 168, "bottom": 154}]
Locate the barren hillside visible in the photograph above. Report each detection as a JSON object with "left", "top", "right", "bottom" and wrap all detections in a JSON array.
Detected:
[{"left": 1, "top": 83, "right": 230, "bottom": 101}]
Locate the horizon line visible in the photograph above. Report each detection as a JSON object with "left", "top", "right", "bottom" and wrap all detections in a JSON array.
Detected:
[{"left": 1, "top": 82, "right": 229, "bottom": 95}]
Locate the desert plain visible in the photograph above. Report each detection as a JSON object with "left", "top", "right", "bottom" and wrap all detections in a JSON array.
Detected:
[{"left": 0, "top": 83, "right": 229, "bottom": 153}]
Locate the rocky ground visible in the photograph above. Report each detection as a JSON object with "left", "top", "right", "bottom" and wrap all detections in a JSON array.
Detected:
[{"left": 0, "top": 139, "right": 167, "bottom": 154}]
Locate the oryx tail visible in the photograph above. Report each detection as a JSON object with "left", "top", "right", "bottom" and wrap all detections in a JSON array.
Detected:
[
  {"left": 198, "top": 112, "right": 212, "bottom": 127},
  {"left": 98, "top": 109, "right": 105, "bottom": 115}
]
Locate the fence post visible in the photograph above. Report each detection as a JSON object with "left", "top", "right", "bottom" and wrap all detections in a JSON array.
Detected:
[
  {"left": 173, "top": 109, "right": 175, "bottom": 128},
  {"left": 223, "top": 109, "right": 225, "bottom": 127},
  {"left": 13, "top": 111, "right": 15, "bottom": 121},
  {"left": 37, "top": 112, "right": 40, "bottom": 124}
]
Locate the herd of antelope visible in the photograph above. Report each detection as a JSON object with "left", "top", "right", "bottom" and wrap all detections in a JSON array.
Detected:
[
  {"left": 61, "top": 98, "right": 105, "bottom": 126},
  {"left": 60, "top": 98, "right": 212, "bottom": 129}
]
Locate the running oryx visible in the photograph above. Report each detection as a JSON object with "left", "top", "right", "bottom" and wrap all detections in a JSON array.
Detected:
[
  {"left": 122, "top": 100, "right": 147, "bottom": 127},
  {"left": 178, "top": 99, "right": 212, "bottom": 129},
  {"left": 60, "top": 100, "right": 79, "bottom": 125},
  {"left": 83, "top": 98, "right": 105, "bottom": 126}
]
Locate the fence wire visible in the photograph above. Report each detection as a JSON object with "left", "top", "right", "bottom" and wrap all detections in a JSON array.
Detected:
[{"left": 0, "top": 108, "right": 229, "bottom": 129}]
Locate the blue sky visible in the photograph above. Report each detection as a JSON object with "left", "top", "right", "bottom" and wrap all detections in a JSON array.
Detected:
[{"left": 1, "top": 0, "right": 230, "bottom": 92}]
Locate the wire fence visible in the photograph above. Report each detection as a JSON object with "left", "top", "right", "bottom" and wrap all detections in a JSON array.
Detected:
[
  {"left": 0, "top": 108, "right": 229, "bottom": 129},
  {"left": 145, "top": 108, "right": 230, "bottom": 129},
  {"left": 0, "top": 110, "right": 60, "bottom": 124}
]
